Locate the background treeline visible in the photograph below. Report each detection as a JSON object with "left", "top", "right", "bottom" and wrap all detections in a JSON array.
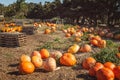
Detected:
[{"left": 0, "top": 0, "right": 120, "bottom": 26}]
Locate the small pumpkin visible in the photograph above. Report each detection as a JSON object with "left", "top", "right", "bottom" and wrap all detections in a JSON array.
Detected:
[
  {"left": 82, "top": 57, "right": 96, "bottom": 70},
  {"left": 90, "top": 39, "right": 98, "bottom": 46},
  {"left": 43, "top": 57, "right": 57, "bottom": 71},
  {"left": 96, "top": 67, "right": 114, "bottom": 80},
  {"left": 60, "top": 53, "right": 76, "bottom": 66},
  {"left": 31, "top": 56, "right": 43, "bottom": 68},
  {"left": 31, "top": 51, "right": 41, "bottom": 58},
  {"left": 113, "top": 66, "right": 120, "bottom": 80},
  {"left": 40, "top": 49, "right": 50, "bottom": 59},
  {"left": 75, "top": 37, "right": 81, "bottom": 42},
  {"left": 20, "top": 54, "right": 31, "bottom": 62},
  {"left": 104, "top": 62, "right": 116, "bottom": 70},
  {"left": 91, "top": 35, "right": 101, "bottom": 41},
  {"left": 65, "top": 33, "right": 71, "bottom": 37},
  {"left": 67, "top": 44, "right": 80, "bottom": 54},
  {"left": 79, "top": 44, "right": 92, "bottom": 53},
  {"left": 19, "top": 61, "right": 35, "bottom": 74},
  {"left": 44, "top": 29, "right": 51, "bottom": 34},
  {"left": 98, "top": 39, "right": 106, "bottom": 48},
  {"left": 89, "top": 62, "right": 104, "bottom": 76}
]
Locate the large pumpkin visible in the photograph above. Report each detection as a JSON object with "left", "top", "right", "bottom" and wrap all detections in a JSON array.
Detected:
[
  {"left": 60, "top": 53, "right": 76, "bottom": 66},
  {"left": 43, "top": 57, "right": 57, "bottom": 71},
  {"left": 113, "top": 66, "right": 120, "bottom": 80},
  {"left": 19, "top": 61, "right": 35, "bottom": 74},
  {"left": 82, "top": 57, "right": 96, "bottom": 70},
  {"left": 89, "top": 62, "right": 104, "bottom": 76},
  {"left": 96, "top": 67, "right": 114, "bottom": 80}
]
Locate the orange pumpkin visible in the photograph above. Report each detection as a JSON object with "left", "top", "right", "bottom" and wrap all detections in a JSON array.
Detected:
[
  {"left": 44, "top": 29, "right": 51, "bottom": 34},
  {"left": 31, "top": 56, "right": 43, "bottom": 68},
  {"left": 99, "top": 31, "right": 106, "bottom": 37},
  {"left": 31, "top": 51, "right": 41, "bottom": 58},
  {"left": 75, "top": 37, "right": 81, "bottom": 42},
  {"left": 98, "top": 39, "right": 106, "bottom": 48},
  {"left": 60, "top": 53, "right": 76, "bottom": 66},
  {"left": 20, "top": 54, "right": 31, "bottom": 62},
  {"left": 91, "top": 35, "right": 101, "bottom": 41},
  {"left": 113, "top": 66, "right": 120, "bottom": 79},
  {"left": 43, "top": 57, "right": 57, "bottom": 71},
  {"left": 104, "top": 62, "right": 116, "bottom": 70},
  {"left": 82, "top": 57, "right": 96, "bottom": 70},
  {"left": 40, "top": 49, "right": 50, "bottom": 59},
  {"left": 65, "top": 33, "right": 71, "bottom": 37},
  {"left": 19, "top": 61, "right": 35, "bottom": 74},
  {"left": 89, "top": 62, "right": 104, "bottom": 76},
  {"left": 96, "top": 67, "right": 114, "bottom": 80},
  {"left": 90, "top": 39, "right": 98, "bottom": 46},
  {"left": 79, "top": 44, "right": 92, "bottom": 53}
]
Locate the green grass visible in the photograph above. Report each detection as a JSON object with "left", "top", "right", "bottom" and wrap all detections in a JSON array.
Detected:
[{"left": 92, "top": 47, "right": 120, "bottom": 65}]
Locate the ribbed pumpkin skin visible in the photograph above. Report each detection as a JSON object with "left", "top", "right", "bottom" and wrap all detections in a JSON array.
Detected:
[
  {"left": 60, "top": 53, "right": 76, "bottom": 66},
  {"left": 104, "top": 62, "right": 116, "bottom": 70},
  {"left": 43, "top": 57, "right": 56, "bottom": 71},
  {"left": 96, "top": 67, "right": 114, "bottom": 80},
  {"left": 82, "top": 57, "right": 96, "bottom": 70},
  {"left": 19, "top": 61, "right": 35, "bottom": 74},
  {"left": 89, "top": 62, "right": 104, "bottom": 76},
  {"left": 113, "top": 66, "right": 120, "bottom": 80}
]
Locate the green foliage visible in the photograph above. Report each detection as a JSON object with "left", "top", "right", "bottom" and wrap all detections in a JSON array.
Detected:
[
  {"left": 93, "top": 48, "right": 120, "bottom": 65},
  {"left": 106, "top": 40, "right": 119, "bottom": 48},
  {"left": 37, "top": 37, "right": 72, "bottom": 51}
]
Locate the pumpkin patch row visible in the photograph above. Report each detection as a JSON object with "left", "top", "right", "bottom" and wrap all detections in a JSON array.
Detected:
[
  {"left": 18, "top": 48, "right": 77, "bottom": 74},
  {"left": 82, "top": 57, "right": 120, "bottom": 80}
]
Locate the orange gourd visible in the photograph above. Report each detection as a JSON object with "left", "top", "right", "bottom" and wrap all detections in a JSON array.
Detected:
[
  {"left": 82, "top": 57, "right": 96, "bottom": 70},
  {"left": 20, "top": 54, "right": 31, "bottom": 62},
  {"left": 90, "top": 39, "right": 98, "bottom": 46},
  {"left": 19, "top": 61, "right": 35, "bottom": 74},
  {"left": 98, "top": 39, "right": 106, "bottom": 48},
  {"left": 89, "top": 62, "right": 104, "bottom": 76},
  {"left": 31, "top": 56, "right": 43, "bottom": 68},
  {"left": 31, "top": 51, "right": 41, "bottom": 58},
  {"left": 40, "top": 49, "right": 50, "bottom": 59},
  {"left": 96, "top": 67, "right": 114, "bottom": 80},
  {"left": 79, "top": 44, "right": 92, "bottom": 53},
  {"left": 60, "top": 53, "right": 76, "bottom": 66},
  {"left": 104, "top": 62, "right": 116, "bottom": 70},
  {"left": 113, "top": 66, "right": 120, "bottom": 80}
]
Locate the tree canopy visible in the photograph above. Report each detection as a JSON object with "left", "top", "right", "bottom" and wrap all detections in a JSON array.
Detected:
[{"left": 0, "top": 0, "right": 120, "bottom": 26}]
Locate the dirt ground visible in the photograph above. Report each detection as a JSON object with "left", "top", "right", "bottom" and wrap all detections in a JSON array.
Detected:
[{"left": 0, "top": 29, "right": 112, "bottom": 80}]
